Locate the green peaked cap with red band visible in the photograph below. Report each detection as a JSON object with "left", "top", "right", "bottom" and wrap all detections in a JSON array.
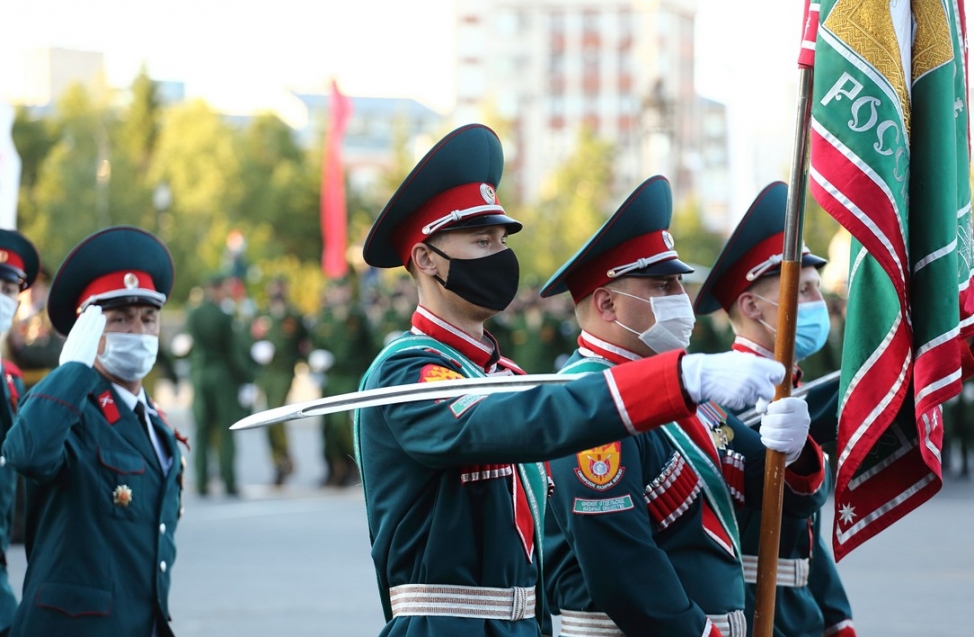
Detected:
[
  {"left": 693, "top": 181, "right": 827, "bottom": 316},
  {"left": 48, "top": 226, "right": 174, "bottom": 335},
  {"left": 0, "top": 229, "right": 40, "bottom": 290},
  {"left": 363, "top": 123, "right": 523, "bottom": 269},
  {"left": 540, "top": 176, "right": 693, "bottom": 303}
]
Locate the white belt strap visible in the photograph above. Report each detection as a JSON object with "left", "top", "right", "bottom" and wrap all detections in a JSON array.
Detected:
[
  {"left": 741, "top": 555, "right": 810, "bottom": 587},
  {"left": 559, "top": 609, "right": 746, "bottom": 637},
  {"left": 559, "top": 610, "right": 624, "bottom": 637},
  {"left": 708, "top": 610, "right": 748, "bottom": 637},
  {"left": 389, "top": 584, "right": 535, "bottom": 621}
]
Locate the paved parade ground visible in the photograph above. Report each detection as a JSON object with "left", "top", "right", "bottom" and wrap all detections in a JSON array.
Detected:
[{"left": 6, "top": 377, "right": 973, "bottom": 636}]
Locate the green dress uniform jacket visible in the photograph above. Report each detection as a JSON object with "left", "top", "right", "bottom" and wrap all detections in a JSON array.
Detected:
[
  {"left": 354, "top": 307, "right": 696, "bottom": 637},
  {"left": 255, "top": 304, "right": 309, "bottom": 406},
  {"left": 314, "top": 304, "right": 376, "bottom": 397},
  {"left": 731, "top": 338, "right": 855, "bottom": 637},
  {"left": 2, "top": 362, "right": 184, "bottom": 637},
  {"left": 0, "top": 361, "right": 25, "bottom": 632},
  {"left": 543, "top": 334, "right": 829, "bottom": 637},
  {"left": 185, "top": 298, "right": 252, "bottom": 494},
  {"left": 315, "top": 303, "right": 377, "bottom": 484}
]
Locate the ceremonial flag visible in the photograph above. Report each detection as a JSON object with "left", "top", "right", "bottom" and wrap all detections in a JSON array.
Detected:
[
  {"left": 321, "top": 79, "right": 353, "bottom": 277},
  {"left": 803, "top": 0, "right": 972, "bottom": 560},
  {"left": 0, "top": 104, "right": 21, "bottom": 230}
]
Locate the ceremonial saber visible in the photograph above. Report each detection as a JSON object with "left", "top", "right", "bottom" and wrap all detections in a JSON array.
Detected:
[
  {"left": 737, "top": 370, "right": 840, "bottom": 427},
  {"left": 230, "top": 373, "right": 585, "bottom": 431}
]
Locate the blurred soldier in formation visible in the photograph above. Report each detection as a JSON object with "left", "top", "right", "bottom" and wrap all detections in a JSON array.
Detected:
[
  {"left": 509, "top": 282, "right": 572, "bottom": 374},
  {"left": 311, "top": 277, "right": 376, "bottom": 487},
  {"left": 185, "top": 274, "right": 253, "bottom": 496},
  {"left": 251, "top": 277, "right": 310, "bottom": 486}
]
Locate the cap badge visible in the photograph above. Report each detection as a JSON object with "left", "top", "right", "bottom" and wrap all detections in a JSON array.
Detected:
[
  {"left": 113, "top": 484, "right": 133, "bottom": 507},
  {"left": 662, "top": 231, "right": 675, "bottom": 250},
  {"left": 0, "top": 251, "right": 8, "bottom": 263},
  {"left": 480, "top": 183, "right": 496, "bottom": 205},
  {"left": 123, "top": 272, "right": 139, "bottom": 289}
]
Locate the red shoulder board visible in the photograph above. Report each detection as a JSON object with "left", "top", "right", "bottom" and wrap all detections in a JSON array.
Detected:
[
  {"left": 97, "top": 390, "right": 121, "bottom": 424},
  {"left": 1, "top": 360, "right": 22, "bottom": 378}
]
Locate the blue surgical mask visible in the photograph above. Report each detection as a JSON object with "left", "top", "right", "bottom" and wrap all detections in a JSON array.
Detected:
[
  {"left": 793, "top": 300, "right": 831, "bottom": 360},
  {"left": 753, "top": 295, "right": 831, "bottom": 361}
]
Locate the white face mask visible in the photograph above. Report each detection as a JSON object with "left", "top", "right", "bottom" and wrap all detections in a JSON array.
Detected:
[
  {"left": 612, "top": 291, "right": 696, "bottom": 354},
  {"left": 0, "top": 294, "right": 18, "bottom": 334},
  {"left": 98, "top": 333, "right": 159, "bottom": 382}
]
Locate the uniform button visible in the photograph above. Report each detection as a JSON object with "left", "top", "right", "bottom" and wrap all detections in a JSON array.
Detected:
[
  {"left": 0, "top": 455, "right": 6, "bottom": 467},
  {"left": 159, "top": 523, "right": 166, "bottom": 534},
  {"left": 160, "top": 561, "right": 167, "bottom": 573}
]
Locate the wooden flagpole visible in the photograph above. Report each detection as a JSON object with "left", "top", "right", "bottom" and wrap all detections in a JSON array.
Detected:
[{"left": 752, "top": 64, "right": 815, "bottom": 637}]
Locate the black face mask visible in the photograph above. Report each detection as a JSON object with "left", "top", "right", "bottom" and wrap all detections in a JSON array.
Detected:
[{"left": 427, "top": 244, "right": 520, "bottom": 311}]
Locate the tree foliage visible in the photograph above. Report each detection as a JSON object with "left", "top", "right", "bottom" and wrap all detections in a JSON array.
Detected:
[
  {"left": 509, "top": 127, "right": 615, "bottom": 284},
  {"left": 14, "top": 69, "right": 843, "bottom": 313}
]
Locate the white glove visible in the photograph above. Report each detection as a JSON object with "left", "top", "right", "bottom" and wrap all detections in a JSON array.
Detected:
[
  {"left": 308, "top": 349, "right": 335, "bottom": 373},
  {"left": 170, "top": 332, "right": 193, "bottom": 357},
  {"left": 59, "top": 305, "right": 106, "bottom": 367},
  {"left": 250, "top": 340, "right": 275, "bottom": 365},
  {"left": 760, "top": 396, "right": 811, "bottom": 465},
  {"left": 681, "top": 352, "right": 785, "bottom": 411},
  {"left": 238, "top": 383, "right": 257, "bottom": 409}
]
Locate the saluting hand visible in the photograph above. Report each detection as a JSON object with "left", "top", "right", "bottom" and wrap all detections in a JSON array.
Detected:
[
  {"left": 680, "top": 351, "right": 785, "bottom": 411},
  {"left": 59, "top": 305, "right": 106, "bottom": 368}
]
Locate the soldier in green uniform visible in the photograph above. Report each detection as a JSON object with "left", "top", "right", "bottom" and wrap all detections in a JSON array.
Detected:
[
  {"left": 0, "top": 230, "right": 40, "bottom": 634},
  {"left": 539, "top": 176, "right": 829, "bottom": 637},
  {"left": 510, "top": 283, "right": 571, "bottom": 374},
  {"left": 312, "top": 277, "right": 375, "bottom": 487},
  {"left": 3, "top": 226, "right": 185, "bottom": 637},
  {"left": 185, "top": 274, "right": 252, "bottom": 496},
  {"left": 354, "top": 124, "right": 789, "bottom": 637},
  {"left": 693, "top": 182, "right": 856, "bottom": 637},
  {"left": 251, "top": 277, "right": 310, "bottom": 485}
]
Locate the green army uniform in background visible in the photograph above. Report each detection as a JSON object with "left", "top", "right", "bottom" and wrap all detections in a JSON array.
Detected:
[
  {"left": 509, "top": 297, "right": 571, "bottom": 374},
  {"left": 253, "top": 284, "right": 310, "bottom": 485},
  {"left": 313, "top": 282, "right": 376, "bottom": 487},
  {"left": 185, "top": 278, "right": 253, "bottom": 496}
]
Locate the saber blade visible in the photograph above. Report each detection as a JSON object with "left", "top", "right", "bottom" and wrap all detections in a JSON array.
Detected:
[{"left": 230, "top": 373, "right": 584, "bottom": 431}]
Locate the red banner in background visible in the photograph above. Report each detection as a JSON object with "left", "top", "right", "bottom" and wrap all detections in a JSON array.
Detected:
[{"left": 321, "top": 79, "right": 353, "bottom": 277}]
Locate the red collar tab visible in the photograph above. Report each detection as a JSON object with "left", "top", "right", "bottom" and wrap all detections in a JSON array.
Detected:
[
  {"left": 411, "top": 307, "right": 501, "bottom": 371},
  {"left": 393, "top": 182, "right": 504, "bottom": 266},
  {"left": 97, "top": 390, "right": 121, "bottom": 424},
  {"left": 566, "top": 230, "right": 677, "bottom": 303},
  {"left": 577, "top": 331, "right": 641, "bottom": 365}
]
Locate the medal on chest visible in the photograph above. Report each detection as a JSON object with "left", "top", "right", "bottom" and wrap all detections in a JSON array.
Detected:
[{"left": 697, "top": 402, "right": 733, "bottom": 451}]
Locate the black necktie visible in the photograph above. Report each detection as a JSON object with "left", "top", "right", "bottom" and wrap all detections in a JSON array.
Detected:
[{"left": 133, "top": 402, "right": 153, "bottom": 445}]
